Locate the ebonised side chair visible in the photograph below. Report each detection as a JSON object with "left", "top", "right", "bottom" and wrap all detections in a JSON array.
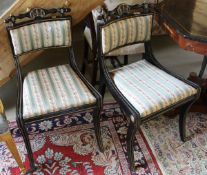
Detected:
[
  {"left": 81, "top": 0, "right": 162, "bottom": 86},
  {"left": 82, "top": 6, "right": 145, "bottom": 86},
  {"left": 97, "top": 3, "right": 201, "bottom": 171},
  {"left": 5, "top": 8, "right": 103, "bottom": 172}
]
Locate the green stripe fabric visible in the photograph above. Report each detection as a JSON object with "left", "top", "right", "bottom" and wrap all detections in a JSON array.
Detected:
[
  {"left": 28, "top": 25, "right": 35, "bottom": 51},
  {"left": 35, "top": 72, "right": 50, "bottom": 112},
  {"left": 39, "top": 22, "right": 45, "bottom": 49},
  {"left": 10, "top": 20, "right": 71, "bottom": 55},
  {"left": 56, "top": 66, "right": 76, "bottom": 107},
  {"left": 60, "top": 21, "right": 66, "bottom": 46},
  {"left": 50, "top": 22, "right": 55, "bottom": 47},
  {"left": 23, "top": 78, "right": 35, "bottom": 117},
  {"left": 60, "top": 65, "right": 82, "bottom": 107},
  {"left": 37, "top": 69, "right": 59, "bottom": 113},
  {"left": 26, "top": 72, "right": 45, "bottom": 116},
  {"left": 46, "top": 69, "right": 63, "bottom": 109},
  {"left": 16, "top": 29, "right": 23, "bottom": 55},
  {"left": 23, "top": 65, "right": 96, "bottom": 119},
  {"left": 84, "top": 26, "right": 145, "bottom": 56},
  {"left": 101, "top": 15, "right": 152, "bottom": 54},
  {"left": 65, "top": 65, "right": 92, "bottom": 106},
  {"left": 110, "top": 60, "right": 198, "bottom": 118},
  {"left": 144, "top": 16, "right": 149, "bottom": 41}
]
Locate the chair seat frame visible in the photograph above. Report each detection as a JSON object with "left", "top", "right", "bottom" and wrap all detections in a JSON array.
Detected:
[
  {"left": 97, "top": 3, "right": 201, "bottom": 171},
  {"left": 5, "top": 8, "right": 104, "bottom": 172}
]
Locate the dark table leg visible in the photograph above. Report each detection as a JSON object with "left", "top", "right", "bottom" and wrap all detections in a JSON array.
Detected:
[
  {"left": 188, "top": 55, "right": 207, "bottom": 113},
  {"left": 199, "top": 56, "right": 207, "bottom": 78}
]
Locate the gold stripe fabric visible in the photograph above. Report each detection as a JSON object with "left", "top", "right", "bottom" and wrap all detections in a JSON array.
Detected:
[
  {"left": 23, "top": 65, "right": 96, "bottom": 119},
  {"left": 101, "top": 15, "right": 152, "bottom": 54},
  {"left": 10, "top": 20, "right": 71, "bottom": 55},
  {"left": 110, "top": 60, "right": 198, "bottom": 117}
]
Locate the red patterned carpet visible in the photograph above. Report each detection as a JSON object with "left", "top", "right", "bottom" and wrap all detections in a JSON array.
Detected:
[{"left": 0, "top": 103, "right": 207, "bottom": 175}]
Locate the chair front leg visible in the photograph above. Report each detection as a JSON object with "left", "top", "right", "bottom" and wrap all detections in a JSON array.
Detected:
[
  {"left": 179, "top": 100, "right": 196, "bottom": 142},
  {"left": 93, "top": 107, "right": 104, "bottom": 152},
  {"left": 127, "top": 119, "right": 139, "bottom": 172},
  {"left": 17, "top": 119, "right": 37, "bottom": 172}
]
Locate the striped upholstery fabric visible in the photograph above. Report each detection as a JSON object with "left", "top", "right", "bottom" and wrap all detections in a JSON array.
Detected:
[
  {"left": 110, "top": 60, "right": 198, "bottom": 117},
  {"left": 84, "top": 27, "right": 145, "bottom": 56},
  {"left": 101, "top": 15, "right": 152, "bottom": 54},
  {"left": 10, "top": 20, "right": 71, "bottom": 55},
  {"left": 23, "top": 65, "right": 96, "bottom": 119}
]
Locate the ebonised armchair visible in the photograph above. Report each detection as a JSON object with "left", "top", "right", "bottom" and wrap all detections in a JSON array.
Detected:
[
  {"left": 82, "top": 5, "right": 145, "bottom": 85},
  {"left": 5, "top": 8, "right": 104, "bottom": 172},
  {"left": 97, "top": 3, "right": 201, "bottom": 171},
  {"left": 81, "top": 0, "right": 163, "bottom": 86}
]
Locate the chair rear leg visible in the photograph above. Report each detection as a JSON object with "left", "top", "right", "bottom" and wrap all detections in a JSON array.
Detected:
[
  {"left": 124, "top": 55, "right": 128, "bottom": 65},
  {"left": 99, "top": 83, "right": 106, "bottom": 99},
  {"left": 198, "top": 56, "right": 207, "bottom": 78},
  {"left": 91, "top": 60, "right": 98, "bottom": 85},
  {"left": 93, "top": 108, "right": 104, "bottom": 152},
  {"left": 98, "top": 71, "right": 106, "bottom": 98},
  {"left": 179, "top": 100, "right": 195, "bottom": 142},
  {"left": 110, "top": 57, "right": 118, "bottom": 68},
  {"left": 81, "top": 38, "right": 89, "bottom": 74},
  {"left": 127, "top": 121, "right": 138, "bottom": 172},
  {"left": 17, "top": 119, "right": 37, "bottom": 172}
]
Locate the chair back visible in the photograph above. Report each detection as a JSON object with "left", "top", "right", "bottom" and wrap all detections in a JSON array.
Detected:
[
  {"left": 5, "top": 8, "right": 71, "bottom": 56},
  {"left": 98, "top": 4, "right": 154, "bottom": 55}
]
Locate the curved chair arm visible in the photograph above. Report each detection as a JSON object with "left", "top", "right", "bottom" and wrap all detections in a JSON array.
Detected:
[
  {"left": 13, "top": 57, "right": 24, "bottom": 121},
  {"left": 144, "top": 42, "right": 201, "bottom": 98},
  {"left": 96, "top": 21, "right": 141, "bottom": 121},
  {"left": 68, "top": 48, "right": 103, "bottom": 108},
  {"left": 97, "top": 19, "right": 141, "bottom": 118}
]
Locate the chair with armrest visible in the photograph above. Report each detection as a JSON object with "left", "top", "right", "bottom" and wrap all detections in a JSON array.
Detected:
[
  {"left": 82, "top": 4, "right": 145, "bottom": 85},
  {"left": 97, "top": 3, "right": 201, "bottom": 171},
  {"left": 5, "top": 7, "right": 104, "bottom": 172},
  {"left": 81, "top": 0, "right": 162, "bottom": 86}
]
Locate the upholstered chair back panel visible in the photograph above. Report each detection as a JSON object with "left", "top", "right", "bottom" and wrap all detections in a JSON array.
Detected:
[
  {"left": 10, "top": 20, "right": 71, "bottom": 55},
  {"left": 101, "top": 15, "right": 152, "bottom": 54}
]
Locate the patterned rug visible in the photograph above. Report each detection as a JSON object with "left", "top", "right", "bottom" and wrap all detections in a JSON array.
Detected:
[{"left": 0, "top": 103, "right": 207, "bottom": 175}]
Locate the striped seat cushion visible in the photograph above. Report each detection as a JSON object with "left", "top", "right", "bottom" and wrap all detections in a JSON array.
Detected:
[
  {"left": 101, "top": 15, "right": 152, "bottom": 54},
  {"left": 23, "top": 65, "right": 96, "bottom": 119},
  {"left": 84, "top": 27, "right": 145, "bottom": 56},
  {"left": 110, "top": 60, "right": 198, "bottom": 117},
  {"left": 10, "top": 20, "right": 71, "bottom": 55}
]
